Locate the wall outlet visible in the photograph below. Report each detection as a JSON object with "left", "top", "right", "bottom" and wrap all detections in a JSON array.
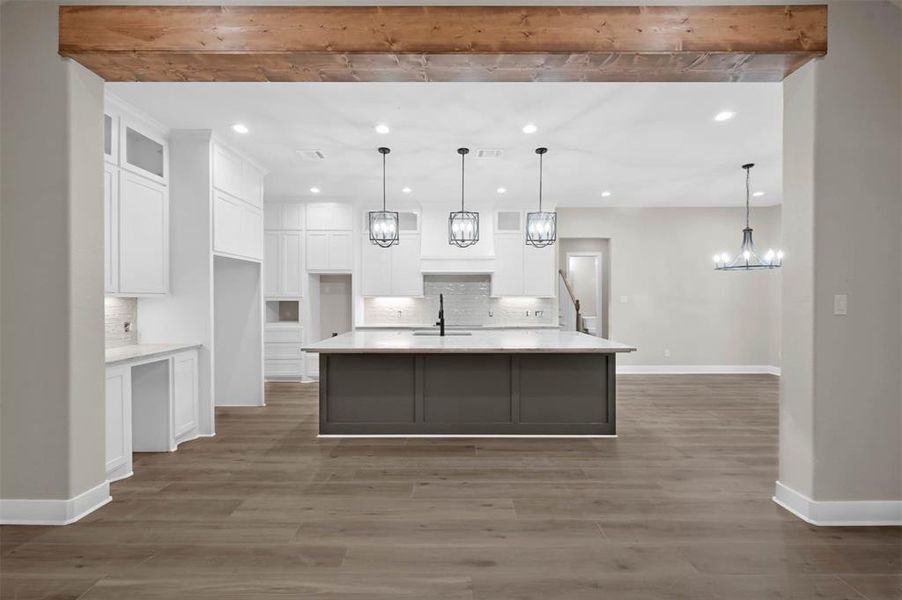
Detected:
[
  {"left": 124, "top": 321, "right": 132, "bottom": 333},
  {"left": 663, "top": 349, "right": 671, "bottom": 358},
  {"left": 833, "top": 294, "right": 848, "bottom": 316}
]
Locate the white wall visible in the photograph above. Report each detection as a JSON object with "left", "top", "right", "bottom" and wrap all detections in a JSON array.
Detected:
[
  {"left": 0, "top": 1, "right": 106, "bottom": 503},
  {"left": 779, "top": 0, "right": 902, "bottom": 511},
  {"left": 213, "top": 256, "right": 264, "bottom": 406},
  {"left": 559, "top": 206, "right": 782, "bottom": 369}
]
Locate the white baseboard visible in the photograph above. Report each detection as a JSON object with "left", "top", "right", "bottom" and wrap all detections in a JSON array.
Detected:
[
  {"left": 617, "top": 365, "right": 781, "bottom": 376},
  {"left": 774, "top": 481, "right": 902, "bottom": 526},
  {"left": 0, "top": 480, "right": 111, "bottom": 526}
]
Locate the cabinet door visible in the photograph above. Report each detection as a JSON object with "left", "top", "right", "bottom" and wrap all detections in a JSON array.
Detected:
[
  {"left": 213, "top": 144, "right": 243, "bottom": 199},
  {"left": 121, "top": 118, "right": 167, "bottom": 185},
  {"left": 305, "top": 203, "right": 332, "bottom": 230},
  {"left": 264, "top": 204, "right": 282, "bottom": 230},
  {"left": 104, "top": 163, "right": 119, "bottom": 293},
  {"left": 103, "top": 112, "right": 118, "bottom": 165},
  {"left": 391, "top": 233, "right": 423, "bottom": 296},
  {"left": 264, "top": 231, "right": 280, "bottom": 297},
  {"left": 119, "top": 172, "right": 169, "bottom": 294},
  {"left": 213, "top": 191, "right": 242, "bottom": 257},
  {"left": 281, "top": 203, "right": 304, "bottom": 230},
  {"left": 306, "top": 232, "right": 330, "bottom": 271},
  {"left": 492, "top": 234, "right": 525, "bottom": 296},
  {"left": 172, "top": 351, "right": 198, "bottom": 439},
  {"left": 243, "top": 204, "right": 264, "bottom": 261},
  {"left": 524, "top": 243, "right": 556, "bottom": 297},
  {"left": 362, "top": 235, "right": 392, "bottom": 297},
  {"left": 281, "top": 232, "right": 303, "bottom": 296},
  {"left": 243, "top": 162, "right": 265, "bottom": 208},
  {"left": 105, "top": 366, "right": 132, "bottom": 479},
  {"left": 328, "top": 232, "right": 353, "bottom": 271}
]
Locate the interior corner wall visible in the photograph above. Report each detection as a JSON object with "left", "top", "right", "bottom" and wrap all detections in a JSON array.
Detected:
[
  {"left": 780, "top": 0, "right": 902, "bottom": 506},
  {"left": 558, "top": 207, "right": 782, "bottom": 369},
  {"left": 0, "top": 1, "right": 106, "bottom": 500}
]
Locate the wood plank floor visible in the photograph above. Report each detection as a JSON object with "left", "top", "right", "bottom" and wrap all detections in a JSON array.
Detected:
[{"left": 2, "top": 375, "right": 900, "bottom": 599}]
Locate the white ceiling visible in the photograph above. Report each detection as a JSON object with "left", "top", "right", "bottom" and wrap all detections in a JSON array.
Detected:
[{"left": 109, "top": 82, "right": 782, "bottom": 209}]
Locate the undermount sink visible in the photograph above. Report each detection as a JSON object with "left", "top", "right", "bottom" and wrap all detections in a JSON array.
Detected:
[{"left": 412, "top": 331, "right": 473, "bottom": 336}]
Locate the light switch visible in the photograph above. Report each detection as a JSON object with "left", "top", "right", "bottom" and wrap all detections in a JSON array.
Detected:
[{"left": 833, "top": 294, "right": 848, "bottom": 316}]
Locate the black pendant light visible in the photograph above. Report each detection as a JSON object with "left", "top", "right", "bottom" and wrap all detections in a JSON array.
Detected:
[
  {"left": 448, "top": 147, "right": 479, "bottom": 248},
  {"left": 368, "top": 147, "right": 399, "bottom": 248},
  {"left": 714, "top": 163, "right": 783, "bottom": 271},
  {"left": 526, "top": 147, "right": 557, "bottom": 248}
]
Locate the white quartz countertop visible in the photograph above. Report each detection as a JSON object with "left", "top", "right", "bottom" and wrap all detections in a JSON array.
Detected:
[
  {"left": 355, "top": 324, "right": 562, "bottom": 331},
  {"left": 304, "top": 330, "right": 635, "bottom": 354},
  {"left": 105, "top": 343, "right": 202, "bottom": 365}
]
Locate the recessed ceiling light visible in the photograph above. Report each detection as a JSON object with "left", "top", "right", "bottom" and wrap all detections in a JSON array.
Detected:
[
  {"left": 601, "top": 191, "right": 612, "bottom": 198},
  {"left": 309, "top": 187, "right": 321, "bottom": 194},
  {"left": 522, "top": 123, "right": 538, "bottom": 134},
  {"left": 714, "top": 111, "right": 736, "bottom": 122},
  {"left": 231, "top": 123, "right": 249, "bottom": 134},
  {"left": 402, "top": 187, "right": 412, "bottom": 194},
  {"left": 753, "top": 191, "right": 765, "bottom": 197},
  {"left": 496, "top": 187, "right": 507, "bottom": 194},
  {"left": 375, "top": 123, "right": 390, "bottom": 134}
]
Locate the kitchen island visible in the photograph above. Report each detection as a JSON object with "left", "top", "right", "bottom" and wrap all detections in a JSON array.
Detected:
[{"left": 304, "top": 330, "right": 635, "bottom": 436}]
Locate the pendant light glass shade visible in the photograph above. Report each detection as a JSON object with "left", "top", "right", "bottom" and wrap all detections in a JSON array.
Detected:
[
  {"left": 714, "top": 163, "right": 783, "bottom": 271},
  {"left": 526, "top": 147, "right": 557, "bottom": 248},
  {"left": 449, "top": 147, "right": 479, "bottom": 248},
  {"left": 368, "top": 147, "right": 399, "bottom": 248}
]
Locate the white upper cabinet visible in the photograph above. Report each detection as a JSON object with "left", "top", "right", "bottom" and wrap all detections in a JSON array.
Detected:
[
  {"left": 492, "top": 233, "right": 525, "bottom": 297},
  {"left": 211, "top": 141, "right": 266, "bottom": 262},
  {"left": 104, "top": 96, "right": 170, "bottom": 296},
  {"left": 307, "top": 231, "right": 352, "bottom": 272},
  {"left": 119, "top": 171, "right": 169, "bottom": 295},
  {"left": 265, "top": 231, "right": 303, "bottom": 298},
  {"left": 361, "top": 219, "right": 423, "bottom": 297},
  {"left": 121, "top": 118, "right": 168, "bottom": 185},
  {"left": 264, "top": 203, "right": 304, "bottom": 231},
  {"left": 103, "top": 163, "right": 119, "bottom": 294},
  {"left": 264, "top": 232, "right": 281, "bottom": 297},
  {"left": 307, "top": 203, "right": 353, "bottom": 231},
  {"left": 492, "top": 213, "right": 556, "bottom": 298}
]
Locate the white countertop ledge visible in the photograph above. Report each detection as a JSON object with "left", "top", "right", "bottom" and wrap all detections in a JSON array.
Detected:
[
  {"left": 105, "top": 343, "right": 202, "bottom": 366},
  {"left": 305, "top": 330, "right": 635, "bottom": 354}
]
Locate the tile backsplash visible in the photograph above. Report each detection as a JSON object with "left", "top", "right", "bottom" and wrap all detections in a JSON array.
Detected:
[
  {"left": 364, "top": 275, "right": 556, "bottom": 327},
  {"left": 105, "top": 297, "right": 137, "bottom": 347}
]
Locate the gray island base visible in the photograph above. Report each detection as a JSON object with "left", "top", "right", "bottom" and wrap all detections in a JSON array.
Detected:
[{"left": 305, "top": 330, "right": 636, "bottom": 436}]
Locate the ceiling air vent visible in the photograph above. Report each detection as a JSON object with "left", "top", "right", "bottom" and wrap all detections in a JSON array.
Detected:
[
  {"left": 475, "top": 149, "right": 503, "bottom": 159},
  {"left": 295, "top": 149, "right": 325, "bottom": 161}
]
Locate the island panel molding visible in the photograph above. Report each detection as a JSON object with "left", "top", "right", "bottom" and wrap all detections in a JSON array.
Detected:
[{"left": 58, "top": 5, "right": 827, "bottom": 83}]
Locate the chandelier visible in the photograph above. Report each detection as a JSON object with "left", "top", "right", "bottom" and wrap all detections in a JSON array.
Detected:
[
  {"left": 368, "top": 147, "right": 399, "bottom": 248},
  {"left": 448, "top": 147, "right": 479, "bottom": 248},
  {"left": 526, "top": 147, "right": 556, "bottom": 248},
  {"left": 714, "top": 163, "right": 783, "bottom": 271}
]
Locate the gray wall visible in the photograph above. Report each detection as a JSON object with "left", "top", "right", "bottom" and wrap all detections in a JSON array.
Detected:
[
  {"left": 0, "top": 1, "right": 106, "bottom": 500},
  {"left": 781, "top": 0, "right": 902, "bottom": 503},
  {"left": 559, "top": 207, "right": 782, "bottom": 368}
]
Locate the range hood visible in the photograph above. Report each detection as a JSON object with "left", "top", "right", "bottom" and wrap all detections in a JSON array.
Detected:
[{"left": 419, "top": 255, "right": 496, "bottom": 274}]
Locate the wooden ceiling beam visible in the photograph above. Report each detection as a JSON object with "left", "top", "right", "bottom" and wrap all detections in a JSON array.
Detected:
[{"left": 58, "top": 5, "right": 827, "bottom": 83}]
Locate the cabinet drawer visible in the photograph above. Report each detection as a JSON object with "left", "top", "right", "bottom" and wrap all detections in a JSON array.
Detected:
[
  {"left": 265, "top": 342, "right": 302, "bottom": 359},
  {"left": 264, "top": 327, "right": 302, "bottom": 343},
  {"left": 265, "top": 358, "right": 303, "bottom": 377}
]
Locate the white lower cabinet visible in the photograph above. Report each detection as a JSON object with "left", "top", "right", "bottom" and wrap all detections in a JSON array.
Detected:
[
  {"left": 265, "top": 231, "right": 303, "bottom": 298},
  {"left": 172, "top": 350, "right": 199, "bottom": 440},
  {"left": 362, "top": 233, "right": 423, "bottom": 297},
  {"left": 213, "top": 191, "right": 263, "bottom": 261},
  {"left": 264, "top": 324, "right": 304, "bottom": 380},
  {"left": 307, "top": 231, "right": 352, "bottom": 271},
  {"left": 118, "top": 171, "right": 170, "bottom": 295},
  {"left": 105, "top": 365, "right": 133, "bottom": 482}
]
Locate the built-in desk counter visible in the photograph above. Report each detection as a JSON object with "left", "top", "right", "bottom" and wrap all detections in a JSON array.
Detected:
[{"left": 105, "top": 343, "right": 201, "bottom": 481}]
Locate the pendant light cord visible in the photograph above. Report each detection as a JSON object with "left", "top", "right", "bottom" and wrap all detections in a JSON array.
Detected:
[
  {"left": 382, "top": 151, "right": 387, "bottom": 212},
  {"left": 745, "top": 165, "right": 750, "bottom": 229},
  {"left": 460, "top": 151, "right": 465, "bottom": 212},
  {"left": 538, "top": 151, "right": 544, "bottom": 212}
]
